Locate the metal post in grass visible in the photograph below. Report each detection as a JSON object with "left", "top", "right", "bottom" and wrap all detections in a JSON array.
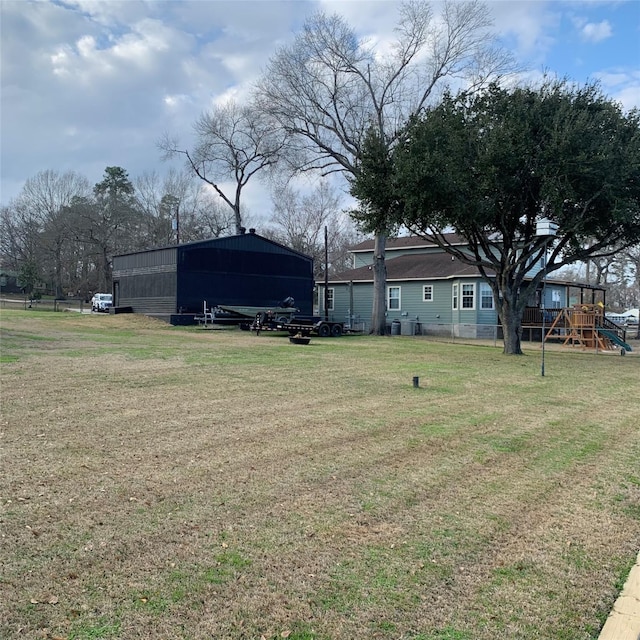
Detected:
[{"left": 536, "top": 219, "right": 559, "bottom": 377}]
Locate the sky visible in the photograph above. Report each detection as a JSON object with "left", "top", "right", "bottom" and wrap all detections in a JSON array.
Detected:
[{"left": 1, "top": 0, "right": 639, "bottom": 216}]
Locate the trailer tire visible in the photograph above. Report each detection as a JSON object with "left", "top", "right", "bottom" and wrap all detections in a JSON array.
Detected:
[
  {"left": 331, "top": 324, "right": 343, "bottom": 337},
  {"left": 317, "top": 323, "right": 331, "bottom": 337}
]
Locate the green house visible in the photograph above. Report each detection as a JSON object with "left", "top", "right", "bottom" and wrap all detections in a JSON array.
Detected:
[{"left": 318, "top": 236, "right": 604, "bottom": 338}]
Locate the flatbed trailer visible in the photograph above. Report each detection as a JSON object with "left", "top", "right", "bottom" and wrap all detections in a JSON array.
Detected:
[{"left": 252, "top": 311, "right": 344, "bottom": 337}]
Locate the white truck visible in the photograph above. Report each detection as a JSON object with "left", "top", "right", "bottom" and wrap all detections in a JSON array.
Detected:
[{"left": 91, "top": 293, "right": 112, "bottom": 312}]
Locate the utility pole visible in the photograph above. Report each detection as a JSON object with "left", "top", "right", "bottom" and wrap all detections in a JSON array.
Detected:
[
  {"left": 324, "top": 226, "right": 329, "bottom": 321},
  {"left": 174, "top": 203, "right": 180, "bottom": 245}
]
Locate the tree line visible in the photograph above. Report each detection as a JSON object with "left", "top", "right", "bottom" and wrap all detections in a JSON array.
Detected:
[
  {"left": 1, "top": 166, "right": 230, "bottom": 298},
  {"left": 0, "top": 165, "right": 359, "bottom": 299}
]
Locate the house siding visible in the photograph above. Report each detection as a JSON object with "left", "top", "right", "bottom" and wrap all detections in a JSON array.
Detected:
[
  {"left": 324, "top": 236, "right": 602, "bottom": 341},
  {"left": 324, "top": 277, "right": 500, "bottom": 335},
  {"left": 115, "top": 271, "right": 177, "bottom": 310},
  {"left": 543, "top": 283, "right": 566, "bottom": 310},
  {"left": 320, "top": 282, "right": 374, "bottom": 329}
]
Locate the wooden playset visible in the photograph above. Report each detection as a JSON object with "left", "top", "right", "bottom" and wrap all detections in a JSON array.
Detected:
[{"left": 544, "top": 304, "right": 632, "bottom": 353}]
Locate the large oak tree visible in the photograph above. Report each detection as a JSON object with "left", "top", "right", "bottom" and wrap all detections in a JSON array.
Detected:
[{"left": 353, "top": 80, "right": 640, "bottom": 353}]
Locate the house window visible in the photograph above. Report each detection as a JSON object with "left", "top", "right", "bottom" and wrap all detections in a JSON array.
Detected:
[
  {"left": 452, "top": 284, "right": 458, "bottom": 310},
  {"left": 322, "top": 287, "right": 334, "bottom": 311},
  {"left": 423, "top": 285, "right": 433, "bottom": 302},
  {"left": 480, "top": 283, "right": 494, "bottom": 310},
  {"left": 462, "top": 283, "right": 475, "bottom": 309},
  {"left": 387, "top": 286, "right": 401, "bottom": 310}
]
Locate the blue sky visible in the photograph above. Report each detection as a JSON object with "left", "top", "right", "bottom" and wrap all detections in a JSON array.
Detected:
[
  {"left": 497, "top": 0, "right": 640, "bottom": 101},
  {"left": 1, "top": 0, "right": 639, "bottom": 213}
]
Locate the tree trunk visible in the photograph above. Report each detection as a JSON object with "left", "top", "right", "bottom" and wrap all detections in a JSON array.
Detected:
[
  {"left": 234, "top": 208, "right": 242, "bottom": 236},
  {"left": 100, "top": 246, "right": 111, "bottom": 293},
  {"left": 499, "top": 297, "right": 524, "bottom": 355},
  {"left": 54, "top": 238, "right": 64, "bottom": 298},
  {"left": 370, "top": 232, "right": 387, "bottom": 335}
]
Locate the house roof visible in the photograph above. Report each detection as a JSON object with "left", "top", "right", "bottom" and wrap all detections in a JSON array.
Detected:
[
  {"left": 324, "top": 234, "right": 608, "bottom": 290},
  {"left": 349, "top": 233, "right": 467, "bottom": 253},
  {"left": 327, "top": 252, "right": 488, "bottom": 284},
  {"left": 324, "top": 253, "right": 607, "bottom": 289}
]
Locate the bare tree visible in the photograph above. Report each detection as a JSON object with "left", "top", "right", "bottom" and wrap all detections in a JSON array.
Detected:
[
  {"left": 575, "top": 242, "right": 640, "bottom": 312},
  {"left": 160, "top": 99, "right": 287, "bottom": 235},
  {"left": 135, "top": 169, "right": 188, "bottom": 246},
  {"left": 135, "top": 169, "right": 235, "bottom": 246},
  {"left": 623, "top": 245, "right": 640, "bottom": 310},
  {"left": 8, "top": 170, "right": 91, "bottom": 296},
  {"left": 20, "top": 170, "right": 91, "bottom": 221},
  {"left": 0, "top": 200, "right": 40, "bottom": 287},
  {"left": 190, "top": 191, "right": 237, "bottom": 240},
  {"left": 264, "top": 181, "right": 360, "bottom": 278},
  {"left": 255, "top": 0, "right": 514, "bottom": 334}
]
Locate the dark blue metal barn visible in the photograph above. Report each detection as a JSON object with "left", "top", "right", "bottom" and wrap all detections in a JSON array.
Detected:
[{"left": 112, "top": 229, "right": 314, "bottom": 324}]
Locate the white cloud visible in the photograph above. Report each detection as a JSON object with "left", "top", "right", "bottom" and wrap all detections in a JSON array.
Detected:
[
  {"left": 1, "top": 0, "right": 638, "bottom": 208},
  {"left": 49, "top": 18, "right": 188, "bottom": 83},
  {"left": 56, "top": 0, "right": 151, "bottom": 27},
  {"left": 490, "top": 1, "right": 560, "bottom": 67},
  {"left": 595, "top": 69, "right": 640, "bottom": 111},
  {"left": 110, "top": 19, "right": 172, "bottom": 66},
  {"left": 613, "top": 84, "right": 640, "bottom": 111},
  {"left": 577, "top": 18, "right": 613, "bottom": 43}
]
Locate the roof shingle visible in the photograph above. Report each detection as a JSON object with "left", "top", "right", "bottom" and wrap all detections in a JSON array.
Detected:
[{"left": 349, "top": 233, "right": 467, "bottom": 252}]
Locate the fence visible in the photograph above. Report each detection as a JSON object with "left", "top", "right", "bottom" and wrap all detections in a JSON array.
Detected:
[
  {"left": 0, "top": 296, "right": 89, "bottom": 313},
  {"left": 414, "top": 322, "right": 502, "bottom": 347},
  {"left": 396, "top": 321, "right": 639, "bottom": 348}
]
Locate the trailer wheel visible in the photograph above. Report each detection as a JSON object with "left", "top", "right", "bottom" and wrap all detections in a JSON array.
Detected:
[
  {"left": 317, "top": 323, "right": 331, "bottom": 337},
  {"left": 331, "top": 324, "right": 343, "bottom": 337}
]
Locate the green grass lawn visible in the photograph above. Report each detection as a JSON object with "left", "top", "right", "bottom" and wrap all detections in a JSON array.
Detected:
[{"left": 1, "top": 309, "right": 638, "bottom": 640}]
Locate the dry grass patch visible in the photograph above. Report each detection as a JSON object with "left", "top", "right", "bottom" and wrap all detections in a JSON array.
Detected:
[{"left": 1, "top": 309, "right": 638, "bottom": 640}]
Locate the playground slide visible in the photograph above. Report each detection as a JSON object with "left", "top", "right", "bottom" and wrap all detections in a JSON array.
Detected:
[{"left": 598, "top": 328, "right": 633, "bottom": 352}]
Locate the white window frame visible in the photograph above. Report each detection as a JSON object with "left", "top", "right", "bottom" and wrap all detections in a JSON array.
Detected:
[
  {"left": 423, "top": 285, "right": 434, "bottom": 302},
  {"left": 387, "top": 286, "right": 401, "bottom": 311},
  {"left": 452, "top": 283, "right": 458, "bottom": 310},
  {"left": 461, "top": 283, "right": 475, "bottom": 310},
  {"left": 480, "top": 283, "right": 494, "bottom": 310},
  {"left": 322, "top": 287, "right": 334, "bottom": 311}
]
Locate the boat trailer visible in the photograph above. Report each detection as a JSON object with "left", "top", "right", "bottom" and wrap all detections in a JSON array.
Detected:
[{"left": 252, "top": 310, "right": 344, "bottom": 337}]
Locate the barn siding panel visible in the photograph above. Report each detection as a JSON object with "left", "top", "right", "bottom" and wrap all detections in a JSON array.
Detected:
[{"left": 113, "top": 233, "right": 314, "bottom": 320}]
